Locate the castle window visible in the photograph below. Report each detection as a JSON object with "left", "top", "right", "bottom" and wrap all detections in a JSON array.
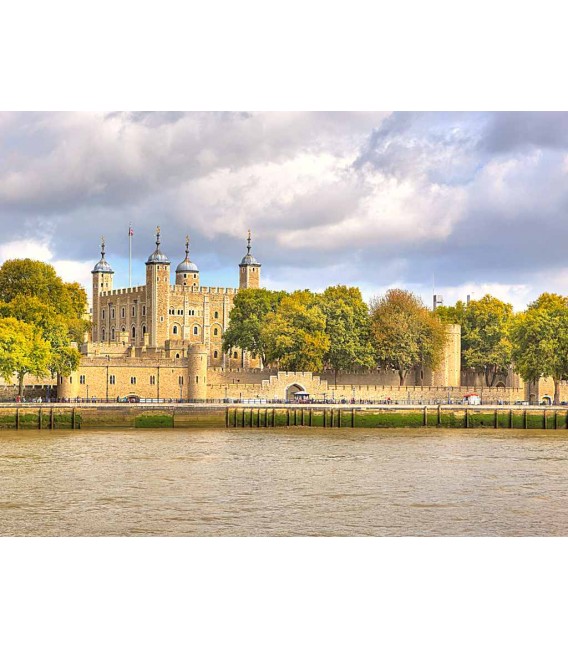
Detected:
[
  {"left": 102, "top": 310, "right": 105, "bottom": 320},
  {"left": 177, "top": 309, "right": 183, "bottom": 316},
  {"left": 111, "top": 308, "right": 115, "bottom": 319},
  {"left": 150, "top": 376, "right": 156, "bottom": 385},
  {"left": 214, "top": 311, "right": 219, "bottom": 319},
  {"left": 111, "top": 328, "right": 115, "bottom": 340},
  {"left": 173, "top": 325, "right": 178, "bottom": 335},
  {"left": 193, "top": 274, "right": 197, "bottom": 279},
  {"left": 160, "top": 316, "right": 164, "bottom": 322},
  {"left": 80, "top": 375, "right": 85, "bottom": 384},
  {"left": 142, "top": 325, "right": 147, "bottom": 335},
  {"left": 121, "top": 308, "right": 125, "bottom": 318},
  {"left": 175, "top": 353, "right": 180, "bottom": 359},
  {"left": 121, "top": 327, "right": 125, "bottom": 333},
  {"left": 69, "top": 376, "right": 73, "bottom": 384},
  {"left": 214, "top": 350, "right": 218, "bottom": 359},
  {"left": 193, "top": 326, "right": 198, "bottom": 335},
  {"left": 132, "top": 306, "right": 135, "bottom": 317},
  {"left": 130, "top": 377, "right": 137, "bottom": 385},
  {"left": 196, "top": 376, "right": 199, "bottom": 383},
  {"left": 142, "top": 306, "right": 146, "bottom": 316},
  {"left": 178, "top": 376, "right": 183, "bottom": 385},
  {"left": 233, "top": 351, "right": 238, "bottom": 359},
  {"left": 184, "top": 274, "right": 187, "bottom": 279},
  {"left": 132, "top": 326, "right": 136, "bottom": 339},
  {"left": 102, "top": 329, "right": 106, "bottom": 341},
  {"left": 213, "top": 328, "right": 218, "bottom": 336},
  {"left": 109, "top": 375, "right": 116, "bottom": 385}
]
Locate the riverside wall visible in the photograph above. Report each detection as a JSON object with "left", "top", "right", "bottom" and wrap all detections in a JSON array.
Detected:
[{"left": 1, "top": 403, "right": 567, "bottom": 431}]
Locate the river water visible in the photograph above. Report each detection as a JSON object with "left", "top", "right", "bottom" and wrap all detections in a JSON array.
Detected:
[{"left": 1, "top": 427, "right": 568, "bottom": 536}]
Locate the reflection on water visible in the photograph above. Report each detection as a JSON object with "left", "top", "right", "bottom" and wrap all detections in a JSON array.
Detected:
[{"left": 1, "top": 427, "right": 568, "bottom": 536}]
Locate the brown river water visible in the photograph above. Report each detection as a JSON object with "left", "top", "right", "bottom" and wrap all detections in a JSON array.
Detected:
[{"left": 1, "top": 427, "right": 568, "bottom": 536}]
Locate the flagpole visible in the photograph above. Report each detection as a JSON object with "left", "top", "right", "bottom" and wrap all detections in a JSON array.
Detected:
[{"left": 129, "top": 222, "right": 132, "bottom": 288}]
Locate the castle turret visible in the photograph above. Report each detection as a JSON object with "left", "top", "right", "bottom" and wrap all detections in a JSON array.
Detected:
[
  {"left": 239, "top": 230, "right": 261, "bottom": 289},
  {"left": 91, "top": 237, "right": 114, "bottom": 342},
  {"left": 175, "top": 235, "right": 200, "bottom": 287},
  {"left": 187, "top": 343, "right": 208, "bottom": 401},
  {"left": 145, "top": 226, "right": 171, "bottom": 348}
]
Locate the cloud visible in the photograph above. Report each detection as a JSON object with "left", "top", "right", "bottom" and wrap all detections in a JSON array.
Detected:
[{"left": 1, "top": 111, "right": 568, "bottom": 309}]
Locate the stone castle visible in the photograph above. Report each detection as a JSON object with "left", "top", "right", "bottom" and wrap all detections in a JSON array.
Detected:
[{"left": 50, "top": 229, "right": 558, "bottom": 405}]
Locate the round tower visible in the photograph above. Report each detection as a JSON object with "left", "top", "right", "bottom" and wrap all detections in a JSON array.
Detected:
[
  {"left": 175, "top": 235, "right": 200, "bottom": 287},
  {"left": 239, "top": 230, "right": 261, "bottom": 289},
  {"left": 187, "top": 343, "right": 208, "bottom": 401},
  {"left": 145, "top": 226, "right": 171, "bottom": 348},
  {"left": 91, "top": 237, "right": 114, "bottom": 342},
  {"left": 58, "top": 370, "right": 79, "bottom": 401}
]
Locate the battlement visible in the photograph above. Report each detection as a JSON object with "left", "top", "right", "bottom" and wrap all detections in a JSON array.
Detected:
[
  {"left": 169, "top": 285, "right": 238, "bottom": 295},
  {"left": 101, "top": 285, "right": 146, "bottom": 297}
]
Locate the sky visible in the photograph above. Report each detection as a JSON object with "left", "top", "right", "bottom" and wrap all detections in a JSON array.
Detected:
[{"left": 0, "top": 110, "right": 567, "bottom": 311}]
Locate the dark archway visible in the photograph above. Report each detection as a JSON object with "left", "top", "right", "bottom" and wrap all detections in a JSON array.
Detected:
[{"left": 286, "top": 383, "right": 305, "bottom": 402}]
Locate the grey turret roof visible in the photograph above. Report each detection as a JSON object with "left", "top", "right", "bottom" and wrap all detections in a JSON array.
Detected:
[
  {"left": 239, "top": 230, "right": 261, "bottom": 266},
  {"left": 146, "top": 226, "right": 170, "bottom": 265},
  {"left": 92, "top": 238, "right": 114, "bottom": 274},
  {"left": 176, "top": 235, "right": 199, "bottom": 273}
]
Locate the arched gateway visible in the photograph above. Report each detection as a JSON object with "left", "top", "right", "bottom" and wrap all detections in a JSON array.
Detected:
[{"left": 286, "top": 383, "right": 306, "bottom": 402}]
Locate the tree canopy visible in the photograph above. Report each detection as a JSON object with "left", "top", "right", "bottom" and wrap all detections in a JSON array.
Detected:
[
  {"left": 0, "top": 317, "right": 52, "bottom": 395},
  {"left": 369, "top": 289, "right": 447, "bottom": 385},
  {"left": 511, "top": 293, "right": 568, "bottom": 404},
  {"left": 263, "top": 290, "right": 330, "bottom": 372},
  {"left": 0, "top": 259, "right": 86, "bottom": 393},
  {"left": 438, "top": 295, "right": 513, "bottom": 386}
]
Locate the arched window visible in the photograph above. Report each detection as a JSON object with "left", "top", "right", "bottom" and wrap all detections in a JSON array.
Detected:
[
  {"left": 121, "top": 327, "right": 125, "bottom": 333},
  {"left": 132, "top": 326, "right": 136, "bottom": 339},
  {"left": 213, "top": 328, "right": 218, "bottom": 336},
  {"left": 142, "top": 325, "right": 147, "bottom": 335},
  {"left": 121, "top": 307, "right": 125, "bottom": 318},
  {"left": 111, "top": 328, "right": 115, "bottom": 341},
  {"left": 173, "top": 325, "right": 178, "bottom": 335},
  {"left": 193, "top": 326, "right": 198, "bottom": 335},
  {"left": 214, "top": 311, "right": 219, "bottom": 319},
  {"left": 102, "top": 329, "right": 106, "bottom": 341},
  {"left": 214, "top": 350, "right": 218, "bottom": 359}
]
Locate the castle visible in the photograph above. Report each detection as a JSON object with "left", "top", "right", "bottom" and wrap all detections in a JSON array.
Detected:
[{"left": 53, "top": 229, "right": 557, "bottom": 405}]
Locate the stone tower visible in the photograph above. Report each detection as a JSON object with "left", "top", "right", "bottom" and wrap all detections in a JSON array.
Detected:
[
  {"left": 145, "top": 227, "right": 171, "bottom": 348},
  {"left": 175, "top": 235, "right": 200, "bottom": 287},
  {"left": 239, "top": 230, "right": 261, "bottom": 289},
  {"left": 187, "top": 343, "right": 208, "bottom": 401},
  {"left": 91, "top": 237, "right": 114, "bottom": 342}
]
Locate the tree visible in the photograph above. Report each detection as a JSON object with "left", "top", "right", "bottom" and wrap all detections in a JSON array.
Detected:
[
  {"left": 222, "top": 288, "right": 286, "bottom": 365},
  {"left": 318, "top": 285, "right": 375, "bottom": 383},
  {"left": 0, "top": 260, "right": 87, "bottom": 381},
  {"left": 262, "top": 290, "right": 330, "bottom": 372},
  {"left": 0, "top": 318, "right": 52, "bottom": 396},
  {"left": 369, "top": 289, "right": 447, "bottom": 386},
  {"left": 439, "top": 295, "right": 513, "bottom": 387},
  {"left": 511, "top": 293, "right": 568, "bottom": 405}
]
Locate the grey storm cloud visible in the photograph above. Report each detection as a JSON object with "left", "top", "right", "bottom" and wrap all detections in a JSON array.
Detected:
[{"left": 0, "top": 111, "right": 568, "bottom": 308}]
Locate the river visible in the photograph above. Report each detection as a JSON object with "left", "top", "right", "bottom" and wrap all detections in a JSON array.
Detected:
[{"left": 1, "top": 427, "right": 568, "bottom": 536}]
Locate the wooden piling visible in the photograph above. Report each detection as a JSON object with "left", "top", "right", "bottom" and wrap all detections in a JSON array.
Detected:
[
  {"left": 38, "top": 408, "right": 42, "bottom": 430},
  {"left": 15, "top": 408, "right": 19, "bottom": 430},
  {"left": 50, "top": 408, "right": 54, "bottom": 430},
  {"left": 423, "top": 406, "right": 428, "bottom": 427}
]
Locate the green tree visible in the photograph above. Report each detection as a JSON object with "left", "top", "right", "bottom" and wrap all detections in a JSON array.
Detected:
[
  {"left": 439, "top": 295, "right": 513, "bottom": 387},
  {"left": 369, "top": 289, "right": 447, "bottom": 386},
  {"left": 222, "top": 288, "right": 286, "bottom": 365},
  {"left": 511, "top": 293, "right": 568, "bottom": 405},
  {"left": 262, "top": 290, "right": 330, "bottom": 372},
  {"left": 0, "top": 260, "right": 87, "bottom": 380},
  {"left": 0, "top": 318, "right": 52, "bottom": 396},
  {"left": 318, "top": 285, "right": 375, "bottom": 384}
]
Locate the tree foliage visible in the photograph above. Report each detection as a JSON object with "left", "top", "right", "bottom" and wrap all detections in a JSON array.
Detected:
[
  {"left": 262, "top": 291, "right": 330, "bottom": 372},
  {"left": 0, "top": 259, "right": 86, "bottom": 392},
  {"left": 222, "top": 288, "right": 285, "bottom": 365},
  {"left": 0, "top": 317, "right": 52, "bottom": 396},
  {"left": 369, "top": 289, "right": 447, "bottom": 385},
  {"left": 318, "top": 285, "right": 375, "bottom": 380},
  {"left": 511, "top": 293, "right": 568, "bottom": 404},
  {"left": 439, "top": 295, "right": 513, "bottom": 386}
]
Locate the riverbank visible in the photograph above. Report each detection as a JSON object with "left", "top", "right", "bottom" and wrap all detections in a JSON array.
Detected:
[{"left": 0, "top": 403, "right": 567, "bottom": 430}]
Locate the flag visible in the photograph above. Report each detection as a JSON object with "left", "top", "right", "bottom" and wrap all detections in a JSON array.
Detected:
[{"left": 129, "top": 226, "right": 134, "bottom": 237}]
